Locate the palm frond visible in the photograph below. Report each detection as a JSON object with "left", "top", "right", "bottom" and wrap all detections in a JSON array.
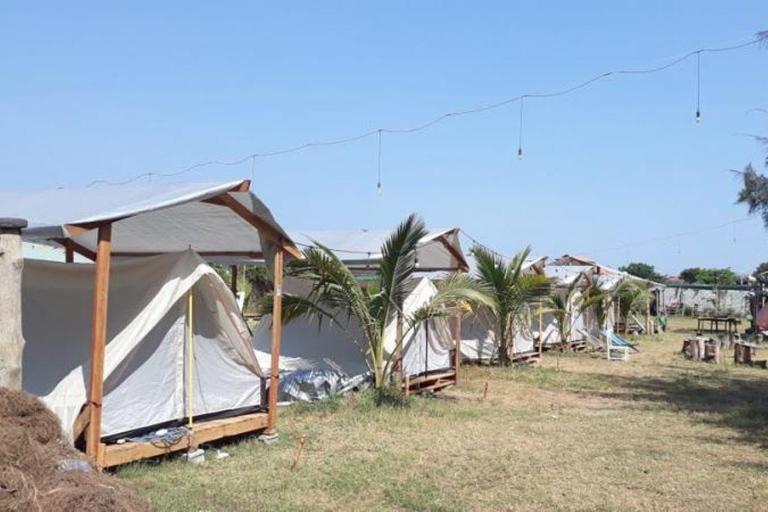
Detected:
[{"left": 379, "top": 213, "right": 428, "bottom": 313}]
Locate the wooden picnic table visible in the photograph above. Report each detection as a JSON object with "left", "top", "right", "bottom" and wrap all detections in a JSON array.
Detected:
[{"left": 696, "top": 316, "right": 741, "bottom": 337}]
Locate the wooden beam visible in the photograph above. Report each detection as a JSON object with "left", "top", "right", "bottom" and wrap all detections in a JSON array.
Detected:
[
  {"left": 453, "top": 314, "right": 462, "bottom": 383},
  {"left": 266, "top": 248, "right": 284, "bottom": 434},
  {"left": 538, "top": 309, "right": 544, "bottom": 357},
  {"left": 65, "top": 219, "right": 126, "bottom": 238},
  {"left": 53, "top": 238, "right": 96, "bottom": 261},
  {"left": 65, "top": 240, "right": 74, "bottom": 263},
  {"left": 437, "top": 233, "right": 469, "bottom": 272},
  {"left": 64, "top": 223, "right": 96, "bottom": 238},
  {"left": 230, "top": 265, "right": 238, "bottom": 296},
  {"left": 229, "top": 180, "right": 251, "bottom": 192},
  {"left": 206, "top": 193, "right": 302, "bottom": 260},
  {"left": 86, "top": 224, "right": 112, "bottom": 461}
]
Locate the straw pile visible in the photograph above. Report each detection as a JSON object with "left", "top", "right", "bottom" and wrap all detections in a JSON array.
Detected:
[{"left": 0, "top": 387, "right": 148, "bottom": 512}]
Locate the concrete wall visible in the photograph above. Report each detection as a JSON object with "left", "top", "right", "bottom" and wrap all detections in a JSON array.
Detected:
[{"left": 664, "top": 285, "right": 751, "bottom": 316}]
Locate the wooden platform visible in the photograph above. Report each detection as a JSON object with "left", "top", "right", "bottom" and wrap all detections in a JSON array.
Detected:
[
  {"left": 510, "top": 350, "right": 541, "bottom": 363},
  {"left": 539, "top": 339, "right": 587, "bottom": 352},
  {"left": 97, "top": 412, "right": 269, "bottom": 468},
  {"left": 405, "top": 371, "right": 457, "bottom": 396}
]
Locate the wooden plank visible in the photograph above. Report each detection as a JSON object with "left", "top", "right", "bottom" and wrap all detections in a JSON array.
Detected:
[
  {"left": 86, "top": 224, "right": 112, "bottom": 461},
  {"left": 205, "top": 193, "right": 302, "bottom": 260},
  {"left": 406, "top": 371, "right": 456, "bottom": 387},
  {"left": 409, "top": 379, "right": 455, "bottom": 394},
  {"left": 71, "top": 404, "right": 91, "bottom": 442},
  {"left": 101, "top": 413, "right": 269, "bottom": 468},
  {"left": 266, "top": 249, "right": 284, "bottom": 434}
]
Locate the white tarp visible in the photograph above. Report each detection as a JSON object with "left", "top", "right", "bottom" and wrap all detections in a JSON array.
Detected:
[
  {"left": 459, "top": 308, "right": 538, "bottom": 362},
  {"left": 290, "top": 228, "right": 467, "bottom": 272},
  {"left": 0, "top": 180, "right": 295, "bottom": 263},
  {"left": 22, "top": 250, "right": 262, "bottom": 441},
  {"left": 252, "top": 277, "right": 454, "bottom": 379}
]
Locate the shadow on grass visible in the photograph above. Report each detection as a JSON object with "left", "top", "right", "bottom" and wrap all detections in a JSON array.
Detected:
[{"left": 559, "top": 368, "right": 768, "bottom": 449}]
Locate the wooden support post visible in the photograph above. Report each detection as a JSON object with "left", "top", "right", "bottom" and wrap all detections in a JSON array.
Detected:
[
  {"left": 538, "top": 309, "right": 544, "bottom": 357},
  {"left": 394, "top": 312, "right": 404, "bottom": 386},
  {"left": 230, "top": 264, "right": 238, "bottom": 297},
  {"left": 0, "top": 218, "right": 28, "bottom": 391},
  {"left": 65, "top": 240, "right": 74, "bottom": 263},
  {"left": 86, "top": 224, "right": 112, "bottom": 461},
  {"left": 645, "top": 296, "right": 651, "bottom": 335},
  {"left": 453, "top": 314, "right": 462, "bottom": 383},
  {"left": 266, "top": 248, "right": 284, "bottom": 435}
]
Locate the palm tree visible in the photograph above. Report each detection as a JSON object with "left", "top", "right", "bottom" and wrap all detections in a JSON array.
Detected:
[
  {"left": 615, "top": 280, "right": 652, "bottom": 335},
  {"left": 545, "top": 272, "right": 605, "bottom": 351},
  {"left": 263, "top": 214, "right": 489, "bottom": 389},
  {"left": 472, "top": 246, "right": 552, "bottom": 365}
]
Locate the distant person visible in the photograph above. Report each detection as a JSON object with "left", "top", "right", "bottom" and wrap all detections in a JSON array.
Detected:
[{"left": 658, "top": 313, "right": 668, "bottom": 333}]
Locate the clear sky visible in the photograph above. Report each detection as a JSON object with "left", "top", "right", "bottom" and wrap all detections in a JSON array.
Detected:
[{"left": 2, "top": 2, "right": 767, "bottom": 275}]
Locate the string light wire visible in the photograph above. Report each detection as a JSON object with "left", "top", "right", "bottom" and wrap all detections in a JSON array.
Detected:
[
  {"left": 84, "top": 34, "right": 765, "bottom": 187},
  {"left": 376, "top": 129, "right": 383, "bottom": 196}
]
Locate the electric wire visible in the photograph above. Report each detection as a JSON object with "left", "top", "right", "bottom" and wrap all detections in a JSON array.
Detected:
[{"left": 84, "top": 34, "right": 764, "bottom": 187}]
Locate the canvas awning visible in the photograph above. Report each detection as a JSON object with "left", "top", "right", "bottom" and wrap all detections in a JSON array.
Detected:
[
  {"left": 548, "top": 254, "right": 666, "bottom": 290},
  {"left": 0, "top": 179, "right": 299, "bottom": 261},
  {"left": 291, "top": 228, "right": 468, "bottom": 272}
]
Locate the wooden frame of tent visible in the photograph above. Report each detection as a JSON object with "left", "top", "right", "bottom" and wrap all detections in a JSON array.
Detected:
[
  {"left": 404, "top": 315, "right": 463, "bottom": 396},
  {"left": 404, "top": 231, "right": 468, "bottom": 396},
  {"left": 36, "top": 180, "right": 300, "bottom": 468}
]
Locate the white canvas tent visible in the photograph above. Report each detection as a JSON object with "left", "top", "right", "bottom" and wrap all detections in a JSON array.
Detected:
[
  {"left": 252, "top": 277, "right": 454, "bottom": 388},
  {"left": 548, "top": 254, "right": 663, "bottom": 338},
  {"left": 1, "top": 179, "right": 298, "bottom": 467},
  {"left": 22, "top": 251, "right": 261, "bottom": 441}
]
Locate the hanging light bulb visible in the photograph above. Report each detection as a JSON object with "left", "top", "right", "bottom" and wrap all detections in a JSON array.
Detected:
[
  {"left": 517, "top": 97, "right": 525, "bottom": 161},
  {"left": 695, "top": 52, "right": 702, "bottom": 124},
  {"left": 376, "top": 130, "right": 383, "bottom": 196},
  {"left": 414, "top": 254, "right": 420, "bottom": 269}
]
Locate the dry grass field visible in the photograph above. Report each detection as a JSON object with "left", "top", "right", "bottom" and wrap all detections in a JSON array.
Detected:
[{"left": 118, "top": 317, "right": 768, "bottom": 511}]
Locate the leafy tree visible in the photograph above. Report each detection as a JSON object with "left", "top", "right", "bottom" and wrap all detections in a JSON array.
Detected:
[
  {"left": 678, "top": 267, "right": 739, "bottom": 285},
  {"left": 262, "top": 214, "right": 489, "bottom": 389},
  {"left": 754, "top": 261, "right": 768, "bottom": 276},
  {"left": 472, "top": 246, "right": 552, "bottom": 364},
  {"left": 619, "top": 262, "right": 664, "bottom": 282},
  {"left": 696, "top": 268, "right": 739, "bottom": 285},
  {"left": 679, "top": 267, "right": 702, "bottom": 283}
]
